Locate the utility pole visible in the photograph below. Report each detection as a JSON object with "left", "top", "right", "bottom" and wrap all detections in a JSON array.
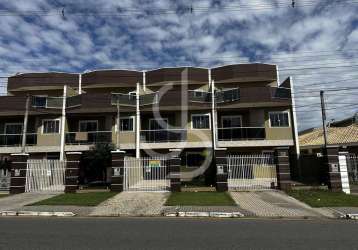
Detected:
[
  {"left": 21, "top": 94, "right": 30, "bottom": 153},
  {"left": 320, "top": 90, "right": 328, "bottom": 148},
  {"left": 60, "top": 85, "right": 67, "bottom": 161}
]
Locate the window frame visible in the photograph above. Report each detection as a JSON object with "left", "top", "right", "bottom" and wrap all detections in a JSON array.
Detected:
[
  {"left": 4, "top": 123, "right": 23, "bottom": 134},
  {"left": 220, "top": 115, "right": 242, "bottom": 128},
  {"left": 268, "top": 111, "right": 290, "bottom": 128},
  {"left": 78, "top": 120, "right": 99, "bottom": 132},
  {"left": 32, "top": 95, "right": 48, "bottom": 108},
  {"left": 118, "top": 116, "right": 135, "bottom": 132},
  {"left": 42, "top": 119, "right": 61, "bottom": 134},
  {"left": 191, "top": 113, "right": 211, "bottom": 130}
]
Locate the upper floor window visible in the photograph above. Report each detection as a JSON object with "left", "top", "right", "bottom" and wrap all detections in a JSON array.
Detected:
[
  {"left": 269, "top": 112, "right": 290, "bottom": 127},
  {"left": 42, "top": 119, "right": 60, "bottom": 134},
  {"left": 192, "top": 114, "right": 210, "bottom": 129},
  {"left": 120, "top": 117, "right": 134, "bottom": 131},
  {"left": 32, "top": 96, "right": 47, "bottom": 108}
]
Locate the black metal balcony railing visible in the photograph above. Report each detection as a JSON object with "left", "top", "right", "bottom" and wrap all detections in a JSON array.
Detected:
[
  {"left": 140, "top": 129, "right": 187, "bottom": 143},
  {"left": 216, "top": 88, "right": 240, "bottom": 103},
  {"left": 217, "top": 127, "right": 266, "bottom": 141},
  {"left": 140, "top": 92, "right": 158, "bottom": 106},
  {"left": 0, "top": 133, "right": 37, "bottom": 147},
  {"left": 65, "top": 131, "right": 112, "bottom": 145},
  {"left": 66, "top": 95, "right": 82, "bottom": 108},
  {"left": 271, "top": 87, "right": 291, "bottom": 99},
  {"left": 111, "top": 93, "right": 136, "bottom": 106}
]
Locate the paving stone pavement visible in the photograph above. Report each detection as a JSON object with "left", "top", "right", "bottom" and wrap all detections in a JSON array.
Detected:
[
  {"left": 0, "top": 193, "right": 58, "bottom": 211},
  {"left": 90, "top": 191, "right": 170, "bottom": 216},
  {"left": 230, "top": 191, "right": 322, "bottom": 218}
]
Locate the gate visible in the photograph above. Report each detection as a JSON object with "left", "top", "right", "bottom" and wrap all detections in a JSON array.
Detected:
[
  {"left": 123, "top": 157, "right": 170, "bottom": 191},
  {"left": 25, "top": 159, "right": 66, "bottom": 193},
  {"left": 227, "top": 154, "right": 277, "bottom": 190},
  {"left": 0, "top": 169, "right": 10, "bottom": 192},
  {"left": 347, "top": 154, "right": 358, "bottom": 192}
]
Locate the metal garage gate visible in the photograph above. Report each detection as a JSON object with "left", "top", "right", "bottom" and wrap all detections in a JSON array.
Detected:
[
  {"left": 25, "top": 159, "right": 66, "bottom": 193},
  {"left": 347, "top": 154, "right": 358, "bottom": 192},
  {"left": 123, "top": 157, "right": 170, "bottom": 191},
  {"left": 227, "top": 154, "right": 277, "bottom": 190}
]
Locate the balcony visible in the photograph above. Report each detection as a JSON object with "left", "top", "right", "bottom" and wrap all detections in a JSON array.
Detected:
[
  {"left": 216, "top": 88, "right": 240, "bottom": 103},
  {"left": 270, "top": 87, "right": 291, "bottom": 99},
  {"left": 217, "top": 127, "right": 266, "bottom": 141},
  {"left": 65, "top": 131, "right": 112, "bottom": 145},
  {"left": 140, "top": 129, "right": 187, "bottom": 143},
  {"left": 188, "top": 90, "right": 211, "bottom": 103},
  {"left": 111, "top": 93, "right": 136, "bottom": 106},
  {"left": 0, "top": 133, "right": 37, "bottom": 147}
]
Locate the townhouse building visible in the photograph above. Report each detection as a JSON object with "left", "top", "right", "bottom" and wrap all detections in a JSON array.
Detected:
[{"left": 0, "top": 64, "right": 299, "bottom": 180}]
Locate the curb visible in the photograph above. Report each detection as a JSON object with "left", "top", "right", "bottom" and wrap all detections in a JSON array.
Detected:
[
  {"left": 0, "top": 211, "right": 76, "bottom": 217},
  {"left": 163, "top": 211, "right": 244, "bottom": 218}
]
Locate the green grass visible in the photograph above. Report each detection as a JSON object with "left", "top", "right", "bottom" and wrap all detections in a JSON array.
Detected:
[
  {"left": 288, "top": 190, "right": 358, "bottom": 207},
  {"left": 0, "top": 194, "right": 8, "bottom": 199},
  {"left": 165, "top": 192, "right": 236, "bottom": 206},
  {"left": 30, "top": 192, "right": 118, "bottom": 206}
]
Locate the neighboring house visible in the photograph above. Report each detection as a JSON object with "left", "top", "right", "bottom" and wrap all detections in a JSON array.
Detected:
[
  {"left": 299, "top": 113, "right": 358, "bottom": 154},
  {"left": 0, "top": 64, "right": 298, "bottom": 173}
]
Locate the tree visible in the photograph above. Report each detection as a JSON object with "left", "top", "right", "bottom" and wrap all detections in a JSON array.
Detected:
[{"left": 80, "top": 143, "right": 114, "bottom": 186}]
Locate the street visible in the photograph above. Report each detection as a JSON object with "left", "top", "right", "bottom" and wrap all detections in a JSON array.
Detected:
[{"left": 0, "top": 217, "right": 356, "bottom": 250}]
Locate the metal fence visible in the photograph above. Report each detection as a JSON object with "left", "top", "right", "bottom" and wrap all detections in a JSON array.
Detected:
[
  {"left": 347, "top": 154, "right": 358, "bottom": 185},
  {"left": 123, "top": 157, "right": 170, "bottom": 191},
  {"left": 227, "top": 154, "right": 277, "bottom": 190},
  {"left": 25, "top": 159, "right": 66, "bottom": 193},
  {"left": 0, "top": 169, "right": 10, "bottom": 192}
]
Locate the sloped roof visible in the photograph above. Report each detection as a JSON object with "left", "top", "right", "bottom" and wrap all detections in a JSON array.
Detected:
[{"left": 299, "top": 124, "right": 358, "bottom": 147}]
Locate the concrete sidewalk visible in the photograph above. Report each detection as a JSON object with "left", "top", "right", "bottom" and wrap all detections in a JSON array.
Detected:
[
  {"left": 230, "top": 191, "right": 327, "bottom": 218},
  {"left": 0, "top": 193, "right": 57, "bottom": 211}
]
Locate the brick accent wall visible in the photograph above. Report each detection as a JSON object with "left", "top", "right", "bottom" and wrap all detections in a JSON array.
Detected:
[
  {"left": 65, "top": 152, "right": 81, "bottom": 193},
  {"left": 322, "top": 146, "right": 342, "bottom": 192},
  {"left": 9, "top": 153, "right": 29, "bottom": 194},
  {"left": 111, "top": 151, "right": 125, "bottom": 192},
  {"left": 169, "top": 156, "right": 181, "bottom": 192},
  {"left": 275, "top": 147, "right": 291, "bottom": 191},
  {"left": 215, "top": 149, "right": 228, "bottom": 192}
]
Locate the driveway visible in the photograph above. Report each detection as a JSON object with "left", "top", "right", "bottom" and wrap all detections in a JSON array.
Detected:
[
  {"left": 90, "top": 192, "right": 170, "bottom": 216},
  {"left": 230, "top": 191, "right": 323, "bottom": 218},
  {"left": 0, "top": 193, "right": 57, "bottom": 211}
]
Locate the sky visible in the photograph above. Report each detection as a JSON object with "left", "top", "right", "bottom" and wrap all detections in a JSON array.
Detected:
[{"left": 0, "top": 0, "right": 357, "bottom": 131}]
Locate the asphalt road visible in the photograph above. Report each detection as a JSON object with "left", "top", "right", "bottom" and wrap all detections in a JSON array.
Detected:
[{"left": 0, "top": 217, "right": 356, "bottom": 250}]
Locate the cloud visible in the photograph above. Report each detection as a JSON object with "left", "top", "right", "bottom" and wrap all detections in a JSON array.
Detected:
[{"left": 0, "top": 0, "right": 357, "bottom": 130}]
